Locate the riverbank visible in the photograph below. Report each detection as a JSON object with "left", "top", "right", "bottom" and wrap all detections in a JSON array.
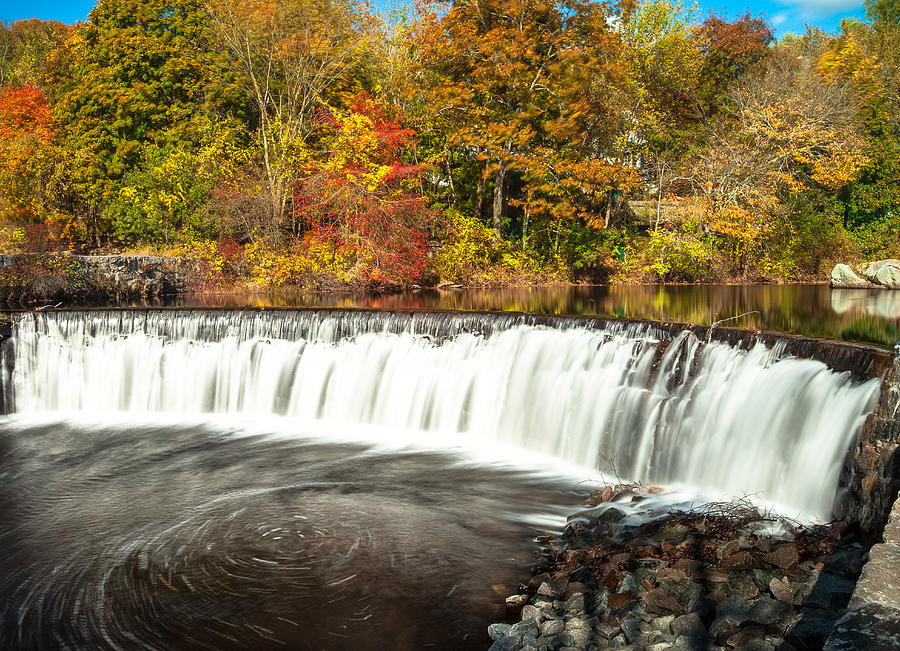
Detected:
[
  {"left": 488, "top": 494, "right": 863, "bottom": 651},
  {"left": 0, "top": 251, "right": 851, "bottom": 308}
]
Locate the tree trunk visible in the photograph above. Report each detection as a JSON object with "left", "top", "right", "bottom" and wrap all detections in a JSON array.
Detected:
[
  {"left": 492, "top": 158, "right": 507, "bottom": 236},
  {"left": 605, "top": 190, "right": 614, "bottom": 229},
  {"left": 474, "top": 166, "right": 486, "bottom": 220}
]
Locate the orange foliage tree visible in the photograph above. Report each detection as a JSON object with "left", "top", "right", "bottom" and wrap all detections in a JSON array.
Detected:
[{"left": 0, "top": 86, "right": 63, "bottom": 225}]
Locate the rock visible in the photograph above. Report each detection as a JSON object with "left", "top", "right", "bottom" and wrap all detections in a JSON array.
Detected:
[
  {"left": 831, "top": 263, "right": 873, "bottom": 288},
  {"left": 565, "top": 616, "right": 597, "bottom": 630},
  {"left": 488, "top": 635, "right": 521, "bottom": 651},
  {"left": 693, "top": 597, "right": 717, "bottom": 625},
  {"left": 734, "top": 639, "right": 776, "bottom": 651},
  {"left": 802, "top": 572, "right": 856, "bottom": 610},
  {"left": 727, "top": 572, "right": 761, "bottom": 600},
  {"left": 591, "top": 591, "right": 610, "bottom": 618},
  {"left": 576, "top": 505, "right": 626, "bottom": 525},
  {"left": 566, "top": 625, "right": 592, "bottom": 646},
  {"left": 521, "top": 605, "right": 543, "bottom": 624},
  {"left": 650, "top": 614, "right": 675, "bottom": 633},
  {"left": 540, "top": 619, "right": 565, "bottom": 636},
  {"left": 537, "top": 579, "right": 569, "bottom": 599},
  {"left": 596, "top": 615, "right": 622, "bottom": 639},
  {"left": 672, "top": 634, "right": 707, "bottom": 650},
  {"left": 507, "top": 594, "right": 529, "bottom": 610},
  {"left": 718, "top": 539, "right": 741, "bottom": 559},
  {"left": 770, "top": 577, "right": 794, "bottom": 603},
  {"left": 752, "top": 568, "right": 777, "bottom": 592},
  {"left": 861, "top": 259, "right": 900, "bottom": 288},
  {"left": 764, "top": 545, "right": 799, "bottom": 570},
  {"left": 550, "top": 633, "right": 575, "bottom": 649},
  {"left": 489, "top": 623, "right": 513, "bottom": 641},
  {"left": 563, "top": 592, "right": 585, "bottom": 615},
  {"left": 608, "top": 592, "right": 638, "bottom": 612},
  {"left": 620, "top": 616, "right": 642, "bottom": 643},
  {"left": 563, "top": 582, "right": 587, "bottom": 600},
  {"left": 618, "top": 573, "right": 642, "bottom": 594},
  {"left": 644, "top": 587, "right": 684, "bottom": 614},
  {"left": 663, "top": 579, "right": 704, "bottom": 611},
  {"left": 529, "top": 573, "right": 551, "bottom": 592},
  {"left": 717, "top": 595, "right": 753, "bottom": 624},
  {"left": 710, "top": 614, "right": 745, "bottom": 641},
  {"left": 568, "top": 567, "right": 598, "bottom": 590},
  {"left": 607, "top": 633, "right": 628, "bottom": 648},
  {"left": 671, "top": 612, "right": 707, "bottom": 639},
  {"left": 748, "top": 595, "right": 794, "bottom": 633},
  {"left": 522, "top": 634, "right": 539, "bottom": 648},
  {"left": 722, "top": 551, "right": 751, "bottom": 568},
  {"left": 825, "top": 602, "right": 900, "bottom": 650},
  {"left": 510, "top": 618, "right": 540, "bottom": 638},
  {"left": 727, "top": 625, "right": 766, "bottom": 647}
]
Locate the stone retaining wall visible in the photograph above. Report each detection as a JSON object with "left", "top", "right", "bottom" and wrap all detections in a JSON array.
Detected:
[
  {"left": 72, "top": 255, "right": 199, "bottom": 297},
  {"left": 835, "top": 350, "right": 900, "bottom": 536},
  {"left": 0, "top": 253, "right": 199, "bottom": 300},
  {"left": 826, "top": 498, "right": 900, "bottom": 649}
]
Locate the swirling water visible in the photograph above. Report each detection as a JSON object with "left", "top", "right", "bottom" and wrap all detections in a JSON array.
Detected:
[{"left": 0, "top": 309, "right": 883, "bottom": 649}]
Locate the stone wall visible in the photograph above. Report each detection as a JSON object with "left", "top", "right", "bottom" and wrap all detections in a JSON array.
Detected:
[
  {"left": 0, "top": 253, "right": 200, "bottom": 300},
  {"left": 835, "top": 350, "right": 900, "bottom": 537},
  {"left": 73, "top": 255, "right": 199, "bottom": 297},
  {"left": 826, "top": 499, "right": 900, "bottom": 649}
]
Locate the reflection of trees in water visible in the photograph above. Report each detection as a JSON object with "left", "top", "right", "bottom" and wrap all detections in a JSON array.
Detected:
[{"left": 103, "top": 284, "right": 899, "bottom": 348}]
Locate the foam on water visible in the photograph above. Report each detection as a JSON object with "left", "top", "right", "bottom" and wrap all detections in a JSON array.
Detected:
[{"left": 5, "top": 309, "right": 882, "bottom": 520}]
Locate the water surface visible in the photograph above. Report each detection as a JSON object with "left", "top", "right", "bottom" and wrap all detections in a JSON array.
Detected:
[
  {"left": 63, "top": 284, "right": 900, "bottom": 349},
  {"left": 0, "top": 416, "right": 586, "bottom": 650}
]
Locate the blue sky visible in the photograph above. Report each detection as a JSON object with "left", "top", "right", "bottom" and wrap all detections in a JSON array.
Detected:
[{"left": 0, "top": 0, "right": 867, "bottom": 37}]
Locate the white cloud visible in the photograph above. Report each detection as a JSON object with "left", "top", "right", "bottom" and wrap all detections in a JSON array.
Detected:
[{"left": 777, "top": 0, "right": 864, "bottom": 19}]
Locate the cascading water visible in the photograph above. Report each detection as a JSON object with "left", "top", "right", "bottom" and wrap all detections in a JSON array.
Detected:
[{"left": 6, "top": 309, "right": 881, "bottom": 520}]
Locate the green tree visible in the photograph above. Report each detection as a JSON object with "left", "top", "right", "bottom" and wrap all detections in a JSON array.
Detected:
[
  {"left": 48, "top": 0, "right": 246, "bottom": 243},
  {"left": 103, "top": 117, "right": 246, "bottom": 244}
]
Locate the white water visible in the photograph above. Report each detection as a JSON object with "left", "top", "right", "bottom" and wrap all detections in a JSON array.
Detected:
[{"left": 5, "top": 310, "right": 881, "bottom": 519}]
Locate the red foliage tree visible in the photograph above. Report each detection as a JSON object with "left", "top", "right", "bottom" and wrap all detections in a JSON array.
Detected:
[
  {"left": 697, "top": 13, "right": 774, "bottom": 113},
  {"left": 293, "top": 94, "right": 436, "bottom": 285}
]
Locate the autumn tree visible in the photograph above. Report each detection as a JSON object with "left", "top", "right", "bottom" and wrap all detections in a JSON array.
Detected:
[
  {"left": 48, "top": 0, "right": 246, "bottom": 244},
  {"left": 293, "top": 94, "right": 435, "bottom": 284},
  {"left": 692, "top": 40, "right": 868, "bottom": 277},
  {"left": 617, "top": 0, "right": 704, "bottom": 228},
  {"left": 409, "top": 0, "right": 638, "bottom": 261},
  {"left": 0, "top": 19, "right": 71, "bottom": 88},
  {"left": 0, "top": 86, "right": 64, "bottom": 223},
  {"left": 205, "top": 0, "right": 374, "bottom": 243},
  {"left": 866, "top": 0, "right": 900, "bottom": 25},
  {"left": 818, "top": 19, "right": 900, "bottom": 258}
]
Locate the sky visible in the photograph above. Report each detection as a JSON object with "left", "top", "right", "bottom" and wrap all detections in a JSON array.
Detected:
[{"left": 0, "top": 0, "right": 868, "bottom": 37}]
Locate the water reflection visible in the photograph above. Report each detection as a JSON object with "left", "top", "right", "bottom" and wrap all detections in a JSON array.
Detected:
[{"left": 52, "top": 284, "right": 900, "bottom": 349}]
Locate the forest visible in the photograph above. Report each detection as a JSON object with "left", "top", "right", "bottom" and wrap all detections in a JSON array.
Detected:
[{"left": 0, "top": 0, "right": 897, "bottom": 290}]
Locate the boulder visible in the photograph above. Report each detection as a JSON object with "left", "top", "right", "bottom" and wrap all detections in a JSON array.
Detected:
[
  {"left": 831, "top": 264, "right": 873, "bottom": 288},
  {"left": 861, "top": 259, "right": 900, "bottom": 288}
]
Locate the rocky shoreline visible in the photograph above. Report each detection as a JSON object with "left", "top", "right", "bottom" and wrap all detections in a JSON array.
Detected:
[{"left": 488, "top": 485, "right": 866, "bottom": 651}]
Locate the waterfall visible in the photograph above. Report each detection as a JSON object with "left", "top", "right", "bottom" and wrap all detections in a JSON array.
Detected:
[{"left": 6, "top": 309, "right": 881, "bottom": 518}]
